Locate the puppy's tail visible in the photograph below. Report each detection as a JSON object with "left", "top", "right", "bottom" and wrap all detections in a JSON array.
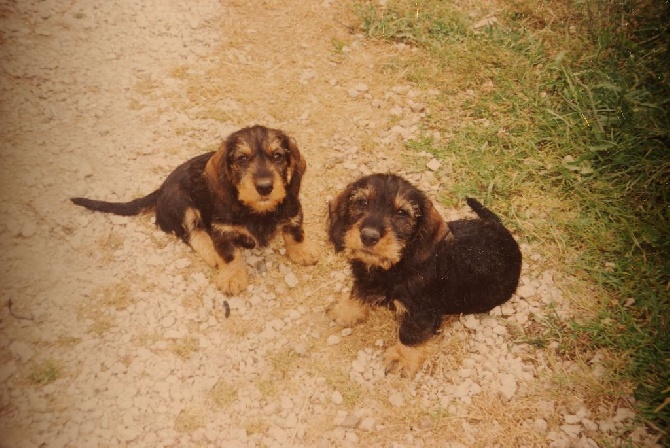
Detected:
[
  {"left": 466, "top": 197, "right": 502, "bottom": 223},
  {"left": 70, "top": 190, "right": 160, "bottom": 216}
]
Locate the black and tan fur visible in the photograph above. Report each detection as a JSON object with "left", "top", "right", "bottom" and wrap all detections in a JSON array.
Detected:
[
  {"left": 327, "top": 174, "right": 522, "bottom": 377},
  {"left": 71, "top": 125, "right": 318, "bottom": 294}
]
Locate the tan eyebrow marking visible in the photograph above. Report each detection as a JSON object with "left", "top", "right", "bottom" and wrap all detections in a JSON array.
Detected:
[
  {"left": 350, "top": 186, "right": 373, "bottom": 203},
  {"left": 394, "top": 194, "right": 420, "bottom": 218},
  {"left": 233, "top": 141, "right": 253, "bottom": 157}
]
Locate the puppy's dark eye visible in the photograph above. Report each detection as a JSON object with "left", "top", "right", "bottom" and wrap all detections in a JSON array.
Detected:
[
  {"left": 236, "top": 155, "right": 250, "bottom": 165},
  {"left": 396, "top": 208, "right": 410, "bottom": 217},
  {"left": 354, "top": 198, "right": 368, "bottom": 207},
  {"left": 272, "top": 151, "right": 285, "bottom": 163}
]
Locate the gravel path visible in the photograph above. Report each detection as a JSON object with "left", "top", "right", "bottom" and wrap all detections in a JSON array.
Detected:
[{"left": 0, "top": 0, "right": 662, "bottom": 447}]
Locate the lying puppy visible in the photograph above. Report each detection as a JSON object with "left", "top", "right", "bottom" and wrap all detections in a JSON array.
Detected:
[
  {"left": 327, "top": 174, "right": 522, "bottom": 377},
  {"left": 71, "top": 125, "right": 318, "bottom": 294}
]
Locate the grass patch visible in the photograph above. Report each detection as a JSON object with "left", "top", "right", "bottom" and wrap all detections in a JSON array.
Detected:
[
  {"left": 174, "top": 407, "right": 205, "bottom": 433},
  {"left": 88, "top": 317, "right": 114, "bottom": 336},
  {"left": 28, "top": 359, "right": 62, "bottom": 386},
  {"left": 99, "top": 282, "right": 134, "bottom": 310},
  {"left": 211, "top": 380, "right": 239, "bottom": 407},
  {"left": 356, "top": 0, "right": 669, "bottom": 438},
  {"left": 170, "top": 337, "right": 199, "bottom": 360}
]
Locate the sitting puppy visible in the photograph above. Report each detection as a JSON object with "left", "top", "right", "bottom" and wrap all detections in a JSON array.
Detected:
[
  {"left": 327, "top": 174, "right": 522, "bottom": 377},
  {"left": 71, "top": 125, "right": 318, "bottom": 294}
]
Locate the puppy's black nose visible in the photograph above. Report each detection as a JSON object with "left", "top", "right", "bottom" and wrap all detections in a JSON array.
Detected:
[
  {"left": 255, "top": 178, "right": 274, "bottom": 196},
  {"left": 360, "top": 227, "right": 381, "bottom": 246}
]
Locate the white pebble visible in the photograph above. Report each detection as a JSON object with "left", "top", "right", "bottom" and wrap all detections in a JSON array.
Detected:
[
  {"left": 461, "top": 315, "right": 480, "bottom": 330},
  {"left": 331, "top": 390, "right": 343, "bottom": 404},
  {"left": 174, "top": 258, "right": 191, "bottom": 269},
  {"left": 359, "top": 416, "right": 376, "bottom": 431},
  {"left": 284, "top": 272, "right": 299, "bottom": 288},
  {"left": 426, "top": 158, "right": 441, "bottom": 171},
  {"left": 498, "top": 373, "right": 517, "bottom": 400},
  {"left": 516, "top": 284, "right": 536, "bottom": 298},
  {"left": 389, "top": 392, "right": 404, "bottom": 407}
]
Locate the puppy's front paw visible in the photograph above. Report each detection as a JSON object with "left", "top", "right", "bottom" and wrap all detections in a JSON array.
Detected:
[
  {"left": 327, "top": 297, "right": 369, "bottom": 327},
  {"left": 383, "top": 343, "right": 427, "bottom": 378},
  {"left": 214, "top": 261, "right": 249, "bottom": 295},
  {"left": 286, "top": 238, "right": 319, "bottom": 266}
]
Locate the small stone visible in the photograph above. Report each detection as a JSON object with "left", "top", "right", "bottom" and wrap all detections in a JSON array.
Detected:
[
  {"left": 418, "top": 416, "right": 433, "bottom": 429},
  {"left": 354, "top": 83, "right": 369, "bottom": 92},
  {"left": 499, "top": 373, "right": 517, "bottom": 400},
  {"left": 280, "top": 396, "right": 294, "bottom": 410},
  {"left": 359, "top": 416, "right": 376, "bottom": 431},
  {"left": 285, "top": 413, "right": 298, "bottom": 428},
  {"left": 461, "top": 315, "right": 480, "bottom": 330},
  {"left": 410, "top": 102, "right": 426, "bottom": 113},
  {"left": 341, "top": 328, "right": 353, "bottom": 336},
  {"left": 331, "top": 390, "right": 343, "bottom": 404},
  {"left": 284, "top": 272, "right": 299, "bottom": 288},
  {"left": 581, "top": 418, "right": 598, "bottom": 431},
  {"left": 388, "top": 392, "right": 404, "bottom": 407},
  {"left": 339, "top": 414, "right": 361, "bottom": 428},
  {"left": 426, "top": 159, "right": 441, "bottom": 171},
  {"left": 598, "top": 419, "right": 616, "bottom": 433},
  {"left": 174, "top": 258, "right": 191, "bottom": 269},
  {"left": 492, "top": 324, "right": 507, "bottom": 335},
  {"left": 205, "top": 429, "right": 218, "bottom": 443},
  {"left": 560, "top": 424, "right": 582, "bottom": 437},
  {"left": 20, "top": 222, "right": 37, "bottom": 238},
  {"left": 533, "top": 418, "right": 548, "bottom": 432},
  {"left": 161, "top": 316, "right": 176, "bottom": 328},
  {"left": 293, "top": 342, "right": 309, "bottom": 356},
  {"left": 327, "top": 335, "right": 340, "bottom": 346},
  {"left": 351, "top": 359, "right": 366, "bottom": 373},
  {"left": 457, "top": 368, "right": 472, "bottom": 378},
  {"left": 564, "top": 414, "right": 581, "bottom": 424},
  {"left": 516, "top": 284, "right": 536, "bottom": 298},
  {"left": 389, "top": 105, "right": 403, "bottom": 116},
  {"left": 344, "top": 431, "right": 359, "bottom": 443},
  {"left": 613, "top": 407, "right": 636, "bottom": 422}
]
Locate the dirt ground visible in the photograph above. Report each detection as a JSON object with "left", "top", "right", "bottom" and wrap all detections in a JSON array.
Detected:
[{"left": 0, "top": 0, "right": 663, "bottom": 447}]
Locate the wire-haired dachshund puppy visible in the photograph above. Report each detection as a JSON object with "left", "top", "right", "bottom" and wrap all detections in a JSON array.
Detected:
[
  {"left": 327, "top": 174, "right": 522, "bottom": 377},
  {"left": 71, "top": 125, "right": 319, "bottom": 294}
]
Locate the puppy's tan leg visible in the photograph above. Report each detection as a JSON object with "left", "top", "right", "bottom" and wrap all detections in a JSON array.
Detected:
[
  {"left": 184, "top": 208, "right": 220, "bottom": 268},
  {"left": 383, "top": 341, "right": 431, "bottom": 378},
  {"left": 284, "top": 231, "right": 319, "bottom": 266},
  {"left": 327, "top": 293, "right": 370, "bottom": 327},
  {"left": 188, "top": 229, "right": 220, "bottom": 268},
  {"left": 384, "top": 299, "right": 435, "bottom": 377},
  {"left": 188, "top": 229, "right": 249, "bottom": 294},
  {"left": 214, "top": 248, "right": 249, "bottom": 295}
]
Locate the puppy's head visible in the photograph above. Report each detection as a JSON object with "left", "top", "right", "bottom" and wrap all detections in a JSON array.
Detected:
[
  {"left": 328, "top": 174, "right": 447, "bottom": 270},
  {"left": 205, "top": 125, "right": 306, "bottom": 213}
]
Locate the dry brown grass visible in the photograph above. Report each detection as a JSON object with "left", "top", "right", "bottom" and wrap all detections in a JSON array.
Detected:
[{"left": 174, "top": 407, "right": 206, "bottom": 434}]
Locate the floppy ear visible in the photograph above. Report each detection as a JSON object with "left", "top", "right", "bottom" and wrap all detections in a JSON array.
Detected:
[
  {"left": 327, "top": 186, "right": 352, "bottom": 252},
  {"left": 204, "top": 147, "right": 225, "bottom": 187},
  {"left": 285, "top": 137, "right": 306, "bottom": 198},
  {"left": 407, "top": 198, "right": 448, "bottom": 265},
  {"left": 204, "top": 138, "right": 237, "bottom": 200}
]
